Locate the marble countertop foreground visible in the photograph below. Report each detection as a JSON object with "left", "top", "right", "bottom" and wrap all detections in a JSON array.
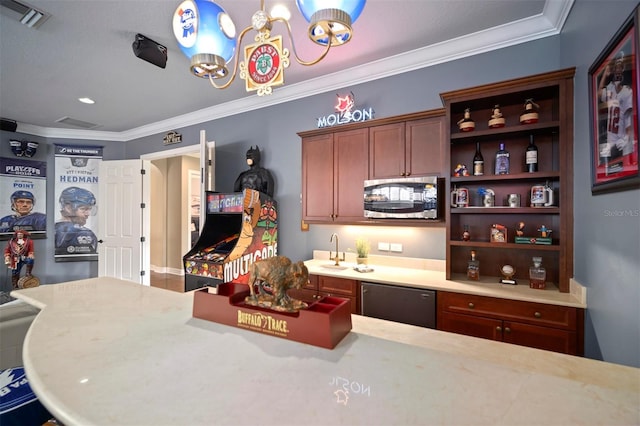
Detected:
[
  {"left": 305, "top": 251, "right": 587, "bottom": 308},
  {"left": 13, "top": 277, "right": 637, "bottom": 425}
]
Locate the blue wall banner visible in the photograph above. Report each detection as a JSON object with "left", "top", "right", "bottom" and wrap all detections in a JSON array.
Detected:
[
  {"left": 0, "top": 157, "right": 47, "bottom": 240},
  {"left": 54, "top": 145, "right": 102, "bottom": 262}
]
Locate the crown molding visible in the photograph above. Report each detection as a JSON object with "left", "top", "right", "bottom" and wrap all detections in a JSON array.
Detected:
[{"left": 16, "top": 0, "right": 573, "bottom": 142}]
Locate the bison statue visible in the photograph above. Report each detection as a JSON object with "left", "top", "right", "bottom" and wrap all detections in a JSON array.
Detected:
[{"left": 245, "top": 256, "right": 309, "bottom": 312}]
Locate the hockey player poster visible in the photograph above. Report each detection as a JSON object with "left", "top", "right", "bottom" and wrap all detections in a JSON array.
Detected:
[
  {"left": 54, "top": 145, "right": 102, "bottom": 262},
  {"left": 0, "top": 157, "right": 47, "bottom": 240}
]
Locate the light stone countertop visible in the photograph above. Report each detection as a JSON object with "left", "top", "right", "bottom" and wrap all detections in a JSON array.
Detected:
[
  {"left": 12, "top": 277, "right": 638, "bottom": 425},
  {"left": 305, "top": 251, "right": 587, "bottom": 308}
]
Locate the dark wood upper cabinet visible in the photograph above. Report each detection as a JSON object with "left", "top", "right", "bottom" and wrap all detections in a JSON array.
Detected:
[{"left": 369, "top": 114, "right": 445, "bottom": 179}]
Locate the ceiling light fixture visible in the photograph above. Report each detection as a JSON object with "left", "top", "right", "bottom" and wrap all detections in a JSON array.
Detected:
[
  {"left": 172, "top": 0, "right": 366, "bottom": 96},
  {"left": 78, "top": 97, "right": 95, "bottom": 104}
]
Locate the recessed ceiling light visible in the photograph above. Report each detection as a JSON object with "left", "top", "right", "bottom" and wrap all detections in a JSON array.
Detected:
[{"left": 78, "top": 97, "right": 95, "bottom": 104}]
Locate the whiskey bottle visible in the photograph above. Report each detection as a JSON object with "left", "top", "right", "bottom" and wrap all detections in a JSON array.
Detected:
[
  {"left": 529, "top": 257, "right": 546, "bottom": 289},
  {"left": 457, "top": 108, "right": 475, "bottom": 132},
  {"left": 526, "top": 134, "right": 538, "bottom": 172},
  {"left": 520, "top": 99, "right": 539, "bottom": 124},
  {"left": 494, "top": 142, "right": 510, "bottom": 175},
  {"left": 467, "top": 250, "right": 479, "bottom": 281},
  {"left": 473, "top": 142, "right": 484, "bottom": 176}
]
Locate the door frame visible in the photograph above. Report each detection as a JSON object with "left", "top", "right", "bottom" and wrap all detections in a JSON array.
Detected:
[{"left": 140, "top": 135, "right": 214, "bottom": 276}]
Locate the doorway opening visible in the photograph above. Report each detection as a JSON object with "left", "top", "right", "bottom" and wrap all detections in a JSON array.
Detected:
[{"left": 142, "top": 145, "right": 200, "bottom": 290}]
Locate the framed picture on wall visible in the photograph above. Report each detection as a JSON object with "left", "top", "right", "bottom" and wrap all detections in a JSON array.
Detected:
[{"left": 588, "top": 4, "right": 640, "bottom": 194}]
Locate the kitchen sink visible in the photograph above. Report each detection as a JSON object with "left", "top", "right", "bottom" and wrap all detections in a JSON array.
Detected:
[{"left": 320, "top": 264, "right": 350, "bottom": 270}]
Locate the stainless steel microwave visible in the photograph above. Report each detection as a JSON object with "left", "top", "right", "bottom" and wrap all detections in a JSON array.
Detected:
[{"left": 364, "top": 176, "right": 440, "bottom": 219}]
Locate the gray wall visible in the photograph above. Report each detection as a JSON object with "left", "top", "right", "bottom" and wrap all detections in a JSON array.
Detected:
[
  {"left": 559, "top": 0, "right": 640, "bottom": 367},
  {"left": 2, "top": 0, "right": 638, "bottom": 367}
]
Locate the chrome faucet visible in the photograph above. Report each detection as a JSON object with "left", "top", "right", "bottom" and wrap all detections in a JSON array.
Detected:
[{"left": 330, "top": 233, "right": 341, "bottom": 266}]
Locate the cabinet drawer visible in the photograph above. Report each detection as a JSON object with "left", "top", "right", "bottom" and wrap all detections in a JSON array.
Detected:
[
  {"left": 438, "top": 291, "right": 577, "bottom": 330},
  {"left": 318, "top": 276, "right": 358, "bottom": 296}
]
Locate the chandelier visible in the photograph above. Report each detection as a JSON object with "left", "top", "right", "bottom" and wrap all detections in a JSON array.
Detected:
[{"left": 172, "top": 0, "right": 366, "bottom": 96}]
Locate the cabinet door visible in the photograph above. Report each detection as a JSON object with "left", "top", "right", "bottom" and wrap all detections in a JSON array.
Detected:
[
  {"left": 503, "top": 321, "right": 577, "bottom": 354},
  {"left": 302, "top": 133, "right": 334, "bottom": 221},
  {"left": 369, "top": 122, "right": 406, "bottom": 179},
  {"left": 333, "top": 128, "right": 369, "bottom": 222},
  {"left": 406, "top": 117, "right": 444, "bottom": 177},
  {"left": 438, "top": 311, "right": 502, "bottom": 341}
]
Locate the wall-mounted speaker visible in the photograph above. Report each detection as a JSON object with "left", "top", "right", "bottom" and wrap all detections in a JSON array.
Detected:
[
  {"left": 132, "top": 33, "right": 167, "bottom": 69},
  {"left": 1, "top": 118, "right": 17, "bottom": 132}
]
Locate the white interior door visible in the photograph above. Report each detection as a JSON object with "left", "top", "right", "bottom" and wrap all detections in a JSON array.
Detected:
[{"left": 98, "top": 159, "right": 150, "bottom": 285}]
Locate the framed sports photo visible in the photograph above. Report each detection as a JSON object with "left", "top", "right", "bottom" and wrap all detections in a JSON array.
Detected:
[{"left": 588, "top": 5, "right": 640, "bottom": 194}]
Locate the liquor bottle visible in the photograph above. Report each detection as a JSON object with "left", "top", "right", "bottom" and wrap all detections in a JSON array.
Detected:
[
  {"left": 526, "top": 134, "right": 538, "bottom": 172},
  {"left": 457, "top": 108, "right": 475, "bottom": 132},
  {"left": 467, "top": 250, "right": 479, "bottom": 281},
  {"left": 529, "top": 257, "right": 546, "bottom": 289},
  {"left": 519, "top": 98, "right": 539, "bottom": 124},
  {"left": 473, "top": 142, "right": 484, "bottom": 176},
  {"left": 494, "top": 142, "right": 510, "bottom": 175}
]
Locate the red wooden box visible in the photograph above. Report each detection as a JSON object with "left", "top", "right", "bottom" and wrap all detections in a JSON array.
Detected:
[{"left": 192, "top": 283, "right": 352, "bottom": 349}]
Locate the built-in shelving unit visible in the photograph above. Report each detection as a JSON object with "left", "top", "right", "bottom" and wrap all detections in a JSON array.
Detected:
[{"left": 440, "top": 68, "right": 575, "bottom": 292}]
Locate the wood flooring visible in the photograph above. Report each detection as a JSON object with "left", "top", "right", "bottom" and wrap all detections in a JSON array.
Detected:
[{"left": 149, "top": 271, "right": 185, "bottom": 292}]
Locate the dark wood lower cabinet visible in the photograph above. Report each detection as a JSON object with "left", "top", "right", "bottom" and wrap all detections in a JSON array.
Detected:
[
  {"left": 288, "top": 274, "right": 359, "bottom": 315},
  {"left": 437, "top": 291, "right": 583, "bottom": 355}
]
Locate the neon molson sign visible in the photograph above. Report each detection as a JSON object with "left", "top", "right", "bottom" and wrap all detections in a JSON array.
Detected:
[{"left": 317, "top": 92, "right": 374, "bottom": 128}]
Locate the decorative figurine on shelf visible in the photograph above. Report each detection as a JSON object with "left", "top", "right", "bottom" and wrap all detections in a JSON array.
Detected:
[
  {"left": 4, "top": 230, "right": 39, "bottom": 289},
  {"left": 538, "top": 225, "right": 552, "bottom": 238},
  {"left": 516, "top": 221, "right": 526, "bottom": 237},
  {"left": 453, "top": 164, "right": 470, "bottom": 177},
  {"left": 462, "top": 224, "right": 471, "bottom": 241},
  {"left": 520, "top": 98, "right": 540, "bottom": 124},
  {"left": 244, "top": 255, "right": 309, "bottom": 312},
  {"left": 234, "top": 146, "right": 275, "bottom": 197},
  {"left": 488, "top": 104, "right": 506, "bottom": 128},
  {"left": 490, "top": 223, "right": 507, "bottom": 243},
  {"left": 457, "top": 108, "right": 475, "bottom": 132}
]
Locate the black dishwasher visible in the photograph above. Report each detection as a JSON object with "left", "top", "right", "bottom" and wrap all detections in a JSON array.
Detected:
[{"left": 361, "top": 282, "right": 436, "bottom": 329}]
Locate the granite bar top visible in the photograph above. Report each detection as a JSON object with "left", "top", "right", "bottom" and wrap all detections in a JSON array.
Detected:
[
  {"left": 305, "top": 251, "right": 586, "bottom": 308},
  {"left": 12, "top": 277, "right": 637, "bottom": 425}
]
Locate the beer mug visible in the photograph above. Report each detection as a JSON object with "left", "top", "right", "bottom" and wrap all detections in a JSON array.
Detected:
[
  {"left": 450, "top": 187, "right": 469, "bottom": 207},
  {"left": 530, "top": 185, "right": 554, "bottom": 207}
]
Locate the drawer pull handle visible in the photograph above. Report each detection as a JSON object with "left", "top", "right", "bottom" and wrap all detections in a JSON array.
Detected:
[
  {"left": 496, "top": 326, "right": 502, "bottom": 332},
  {"left": 504, "top": 327, "right": 511, "bottom": 333},
  {"left": 468, "top": 302, "right": 475, "bottom": 309},
  {"left": 534, "top": 312, "right": 542, "bottom": 318}
]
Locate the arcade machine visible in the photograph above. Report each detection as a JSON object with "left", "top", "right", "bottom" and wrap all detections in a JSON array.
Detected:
[{"left": 183, "top": 189, "right": 277, "bottom": 292}]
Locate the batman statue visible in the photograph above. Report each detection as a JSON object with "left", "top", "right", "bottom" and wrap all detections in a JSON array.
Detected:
[{"left": 233, "top": 146, "right": 275, "bottom": 197}]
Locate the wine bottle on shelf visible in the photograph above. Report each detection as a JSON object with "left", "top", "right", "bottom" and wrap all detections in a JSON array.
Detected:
[
  {"left": 494, "top": 142, "right": 510, "bottom": 175},
  {"left": 526, "top": 134, "right": 538, "bottom": 172},
  {"left": 473, "top": 142, "right": 484, "bottom": 176}
]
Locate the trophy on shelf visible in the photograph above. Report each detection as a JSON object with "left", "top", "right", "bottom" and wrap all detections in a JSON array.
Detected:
[{"left": 499, "top": 264, "right": 517, "bottom": 285}]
